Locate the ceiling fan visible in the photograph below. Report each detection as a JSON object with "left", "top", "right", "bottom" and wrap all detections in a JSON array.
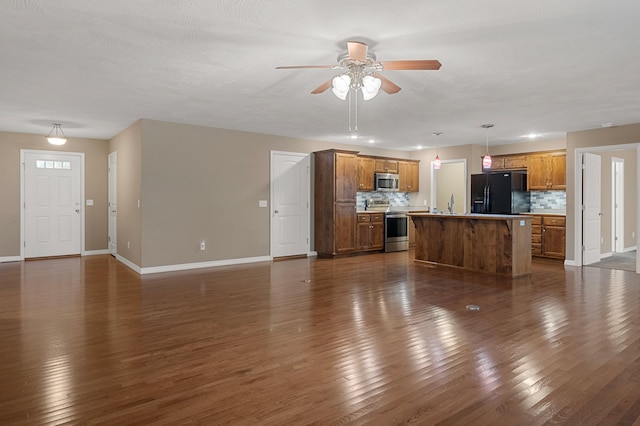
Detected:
[{"left": 276, "top": 41, "right": 441, "bottom": 100}]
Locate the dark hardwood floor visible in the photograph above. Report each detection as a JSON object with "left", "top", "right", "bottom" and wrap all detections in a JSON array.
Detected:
[{"left": 0, "top": 252, "right": 639, "bottom": 425}]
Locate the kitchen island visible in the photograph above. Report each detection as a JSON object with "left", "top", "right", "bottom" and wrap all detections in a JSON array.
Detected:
[{"left": 408, "top": 213, "right": 532, "bottom": 277}]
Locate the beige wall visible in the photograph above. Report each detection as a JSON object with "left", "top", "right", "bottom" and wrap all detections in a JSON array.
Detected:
[
  {"left": 566, "top": 124, "right": 640, "bottom": 261},
  {"left": 109, "top": 121, "right": 143, "bottom": 266},
  {"left": 135, "top": 119, "right": 410, "bottom": 268},
  {"left": 0, "top": 131, "right": 109, "bottom": 257}
]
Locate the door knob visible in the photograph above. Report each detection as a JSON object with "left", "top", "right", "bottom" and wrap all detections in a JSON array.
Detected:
[
  {"left": 274, "top": 210, "right": 279, "bottom": 214},
  {"left": 75, "top": 209, "right": 80, "bottom": 213}
]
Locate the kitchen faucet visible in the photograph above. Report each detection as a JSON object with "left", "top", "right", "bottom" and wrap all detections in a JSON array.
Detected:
[{"left": 447, "top": 193, "right": 454, "bottom": 214}]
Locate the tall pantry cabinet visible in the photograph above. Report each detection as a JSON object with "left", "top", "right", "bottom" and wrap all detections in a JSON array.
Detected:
[{"left": 314, "top": 149, "right": 358, "bottom": 257}]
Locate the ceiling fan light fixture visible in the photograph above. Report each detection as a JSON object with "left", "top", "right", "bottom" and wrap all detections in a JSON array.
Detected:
[
  {"left": 361, "top": 75, "right": 381, "bottom": 100},
  {"left": 331, "top": 74, "right": 351, "bottom": 100},
  {"left": 46, "top": 123, "right": 68, "bottom": 145}
]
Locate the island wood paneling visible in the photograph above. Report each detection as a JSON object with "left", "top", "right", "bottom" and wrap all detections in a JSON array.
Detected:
[{"left": 410, "top": 214, "right": 532, "bottom": 276}]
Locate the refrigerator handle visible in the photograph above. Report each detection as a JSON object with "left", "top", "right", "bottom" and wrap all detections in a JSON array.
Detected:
[{"left": 486, "top": 185, "right": 490, "bottom": 211}]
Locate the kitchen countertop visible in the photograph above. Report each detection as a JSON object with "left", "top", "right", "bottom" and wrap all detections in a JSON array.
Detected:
[{"left": 407, "top": 212, "right": 533, "bottom": 221}]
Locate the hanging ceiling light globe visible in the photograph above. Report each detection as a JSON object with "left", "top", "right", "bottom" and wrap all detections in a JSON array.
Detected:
[
  {"left": 46, "top": 123, "right": 68, "bottom": 145},
  {"left": 481, "top": 124, "right": 494, "bottom": 169}
]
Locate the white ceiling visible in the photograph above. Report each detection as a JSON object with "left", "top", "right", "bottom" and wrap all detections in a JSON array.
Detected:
[{"left": 2, "top": 0, "right": 640, "bottom": 151}]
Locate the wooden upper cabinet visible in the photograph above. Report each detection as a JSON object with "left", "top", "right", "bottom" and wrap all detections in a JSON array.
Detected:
[
  {"left": 528, "top": 152, "right": 566, "bottom": 190},
  {"left": 398, "top": 160, "right": 420, "bottom": 192},
  {"left": 374, "top": 159, "right": 398, "bottom": 173},
  {"left": 335, "top": 152, "right": 358, "bottom": 202},
  {"left": 504, "top": 155, "right": 527, "bottom": 170},
  {"left": 550, "top": 153, "right": 566, "bottom": 190},
  {"left": 357, "top": 157, "right": 375, "bottom": 191},
  {"left": 485, "top": 156, "right": 505, "bottom": 170},
  {"left": 484, "top": 154, "right": 527, "bottom": 171}
]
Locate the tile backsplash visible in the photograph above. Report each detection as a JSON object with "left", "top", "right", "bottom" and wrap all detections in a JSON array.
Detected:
[
  {"left": 530, "top": 190, "right": 566, "bottom": 210},
  {"left": 357, "top": 192, "right": 410, "bottom": 210}
]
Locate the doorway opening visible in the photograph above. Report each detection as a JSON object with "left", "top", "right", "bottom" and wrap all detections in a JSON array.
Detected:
[{"left": 574, "top": 144, "right": 639, "bottom": 273}]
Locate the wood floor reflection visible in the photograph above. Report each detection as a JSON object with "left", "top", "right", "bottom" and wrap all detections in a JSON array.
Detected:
[{"left": 0, "top": 253, "right": 639, "bottom": 425}]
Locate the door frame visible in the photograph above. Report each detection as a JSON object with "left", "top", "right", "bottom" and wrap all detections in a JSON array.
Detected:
[
  {"left": 20, "top": 149, "right": 86, "bottom": 260},
  {"left": 430, "top": 158, "right": 468, "bottom": 214},
  {"left": 574, "top": 143, "right": 639, "bottom": 273},
  {"left": 611, "top": 157, "right": 624, "bottom": 253},
  {"left": 269, "top": 151, "right": 311, "bottom": 258},
  {"left": 108, "top": 151, "right": 117, "bottom": 255}
]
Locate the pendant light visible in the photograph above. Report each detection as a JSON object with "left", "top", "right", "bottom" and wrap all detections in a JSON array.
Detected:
[
  {"left": 47, "top": 123, "right": 68, "bottom": 145},
  {"left": 481, "top": 124, "right": 494, "bottom": 169},
  {"left": 432, "top": 132, "right": 442, "bottom": 170}
]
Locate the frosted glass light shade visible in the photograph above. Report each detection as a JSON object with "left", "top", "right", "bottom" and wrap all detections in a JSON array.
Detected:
[
  {"left": 46, "top": 123, "right": 68, "bottom": 145},
  {"left": 331, "top": 75, "right": 351, "bottom": 100},
  {"left": 361, "top": 75, "right": 381, "bottom": 100},
  {"left": 482, "top": 154, "right": 492, "bottom": 169},
  {"left": 433, "top": 155, "right": 441, "bottom": 170}
]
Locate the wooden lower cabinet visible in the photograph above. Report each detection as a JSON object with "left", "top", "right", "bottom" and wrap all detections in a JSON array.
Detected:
[
  {"left": 357, "top": 213, "right": 384, "bottom": 251},
  {"left": 528, "top": 214, "right": 565, "bottom": 259}
]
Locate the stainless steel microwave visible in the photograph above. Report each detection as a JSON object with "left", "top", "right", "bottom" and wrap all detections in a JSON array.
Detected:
[{"left": 375, "top": 173, "right": 400, "bottom": 192}]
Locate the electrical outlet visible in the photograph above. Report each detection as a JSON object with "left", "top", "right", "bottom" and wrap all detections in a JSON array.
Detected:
[
  {"left": 200, "top": 241, "right": 206, "bottom": 251},
  {"left": 127, "top": 241, "right": 130, "bottom": 249},
  {"left": 424, "top": 200, "right": 428, "bottom": 206}
]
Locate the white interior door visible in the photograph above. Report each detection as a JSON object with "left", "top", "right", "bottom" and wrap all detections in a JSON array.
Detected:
[
  {"left": 108, "top": 152, "right": 117, "bottom": 255},
  {"left": 612, "top": 158, "right": 624, "bottom": 253},
  {"left": 583, "top": 152, "right": 602, "bottom": 265},
  {"left": 23, "top": 151, "right": 82, "bottom": 258},
  {"left": 270, "top": 152, "right": 310, "bottom": 258}
]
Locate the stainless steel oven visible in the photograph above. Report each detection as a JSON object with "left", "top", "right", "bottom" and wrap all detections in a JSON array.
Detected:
[{"left": 385, "top": 212, "right": 409, "bottom": 252}]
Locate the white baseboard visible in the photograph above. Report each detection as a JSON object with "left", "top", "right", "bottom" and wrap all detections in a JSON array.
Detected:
[
  {"left": 0, "top": 256, "right": 21, "bottom": 263},
  {"left": 564, "top": 259, "right": 578, "bottom": 266},
  {"left": 308, "top": 251, "right": 318, "bottom": 257},
  {"left": 116, "top": 254, "right": 142, "bottom": 274},
  {"left": 84, "top": 249, "right": 110, "bottom": 256},
  {"left": 135, "top": 255, "right": 273, "bottom": 275},
  {"left": 623, "top": 245, "right": 637, "bottom": 253}
]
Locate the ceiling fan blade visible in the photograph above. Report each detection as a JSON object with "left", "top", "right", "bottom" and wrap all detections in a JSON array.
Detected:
[
  {"left": 374, "top": 73, "right": 401, "bottom": 94},
  {"left": 380, "top": 60, "right": 442, "bottom": 70},
  {"left": 276, "top": 65, "right": 334, "bottom": 69},
  {"left": 311, "top": 79, "right": 332, "bottom": 94},
  {"left": 347, "top": 41, "right": 368, "bottom": 62}
]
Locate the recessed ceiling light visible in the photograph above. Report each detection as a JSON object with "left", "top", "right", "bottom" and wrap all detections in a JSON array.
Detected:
[
  {"left": 601, "top": 122, "right": 613, "bottom": 128},
  {"left": 350, "top": 134, "right": 358, "bottom": 139},
  {"left": 368, "top": 139, "right": 375, "bottom": 144},
  {"left": 526, "top": 133, "right": 539, "bottom": 139},
  {"left": 416, "top": 145, "right": 423, "bottom": 150}
]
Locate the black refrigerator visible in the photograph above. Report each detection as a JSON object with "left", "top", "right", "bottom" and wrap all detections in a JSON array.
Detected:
[{"left": 471, "top": 171, "right": 530, "bottom": 214}]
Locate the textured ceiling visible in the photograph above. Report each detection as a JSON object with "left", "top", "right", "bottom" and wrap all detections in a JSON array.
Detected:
[{"left": 2, "top": 0, "right": 640, "bottom": 150}]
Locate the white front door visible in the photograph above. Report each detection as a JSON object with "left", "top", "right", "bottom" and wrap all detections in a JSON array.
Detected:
[
  {"left": 23, "top": 151, "right": 83, "bottom": 258},
  {"left": 583, "top": 152, "right": 602, "bottom": 265},
  {"left": 270, "top": 151, "right": 310, "bottom": 258},
  {"left": 108, "top": 152, "right": 117, "bottom": 255}
]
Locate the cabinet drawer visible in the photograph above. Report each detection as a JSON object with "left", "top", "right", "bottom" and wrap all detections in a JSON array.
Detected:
[
  {"left": 531, "top": 216, "right": 542, "bottom": 225},
  {"left": 532, "top": 244, "right": 542, "bottom": 256},
  {"left": 357, "top": 214, "right": 371, "bottom": 223},
  {"left": 543, "top": 216, "right": 565, "bottom": 226},
  {"left": 371, "top": 213, "right": 384, "bottom": 223},
  {"left": 532, "top": 225, "right": 542, "bottom": 235},
  {"left": 532, "top": 234, "right": 541, "bottom": 244}
]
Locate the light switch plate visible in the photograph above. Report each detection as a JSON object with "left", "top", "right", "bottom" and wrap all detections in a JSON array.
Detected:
[
  {"left": 259, "top": 200, "right": 268, "bottom": 207},
  {"left": 86, "top": 199, "right": 94, "bottom": 206}
]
